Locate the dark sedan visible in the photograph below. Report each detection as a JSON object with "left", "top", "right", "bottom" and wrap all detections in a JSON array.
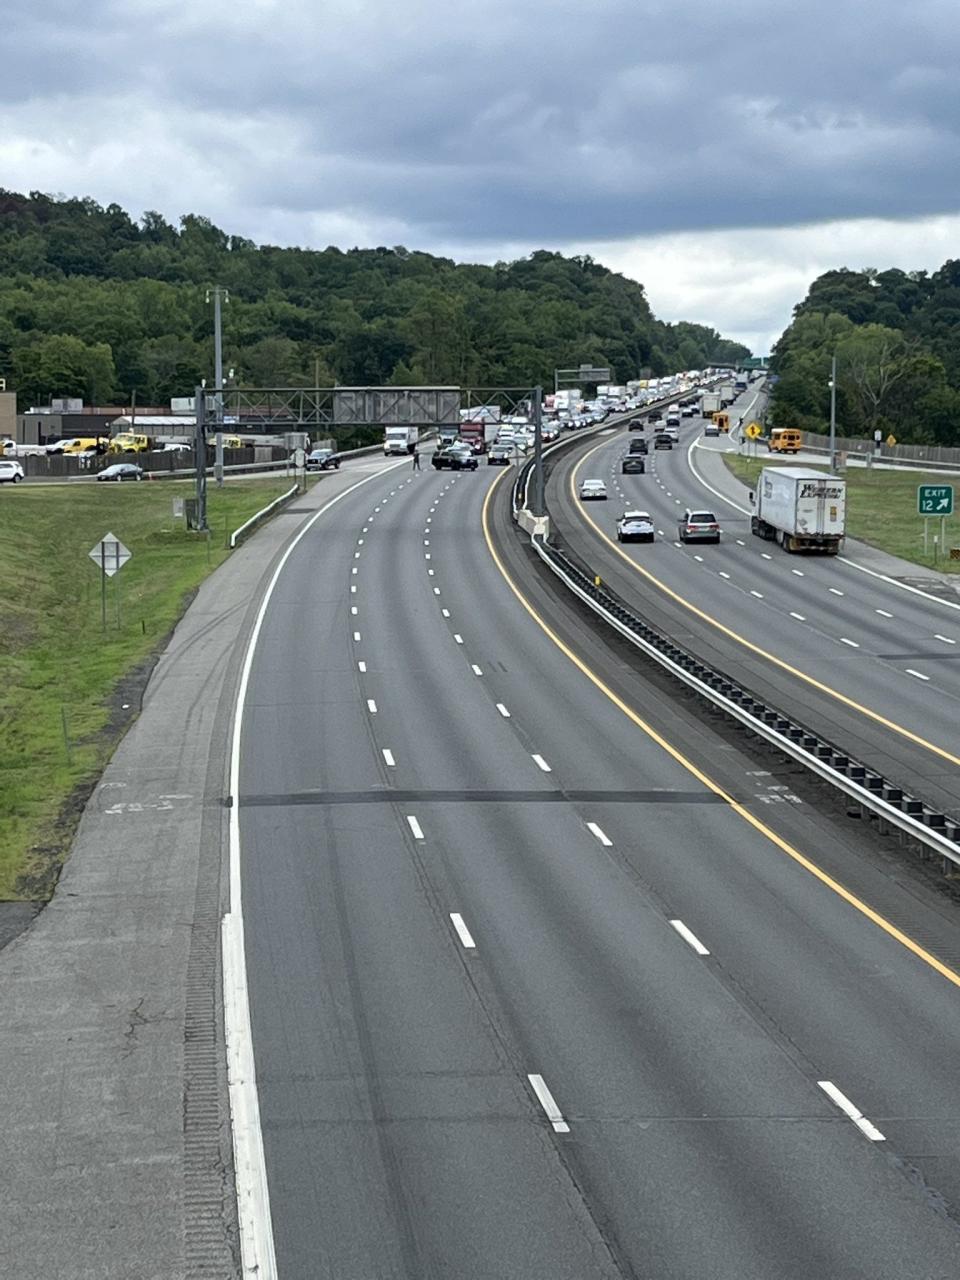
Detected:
[
  {"left": 97, "top": 463, "right": 143, "bottom": 482},
  {"left": 653, "top": 433, "right": 673, "bottom": 450},
  {"left": 432, "top": 446, "right": 478, "bottom": 471},
  {"left": 622, "top": 456, "right": 646, "bottom": 474}
]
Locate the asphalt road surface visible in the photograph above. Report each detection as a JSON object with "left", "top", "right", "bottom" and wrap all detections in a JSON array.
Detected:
[
  {"left": 547, "top": 401, "right": 960, "bottom": 818},
  {"left": 237, "top": 452, "right": 960, "bottom": 1278}
]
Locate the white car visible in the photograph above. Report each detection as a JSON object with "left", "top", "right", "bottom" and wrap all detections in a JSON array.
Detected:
[
  {"left": 663, "top": 424, "right": 680, "bottom": 441},
  {"left": 617, "top": 510, "right": 655, "bottom": 542},
  {"left": 0, "top": 460, "right": 25, "bottom": 483},
  {"left": 579, "top": 478, "right": 608, "bottom": 501}
]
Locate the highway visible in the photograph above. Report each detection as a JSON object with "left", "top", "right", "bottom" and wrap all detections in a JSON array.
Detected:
[
  {"left": 546, "top": 397, "right": 960, "bottom": 818},
  {"left": 234, "top": 447, "right": 960, "bottom": 1277}
]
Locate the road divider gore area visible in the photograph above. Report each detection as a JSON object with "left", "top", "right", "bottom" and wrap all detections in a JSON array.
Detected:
[
  {"left": 0, "top": 476, "right": 302, "bottom": 903},
  {"left": 504, "top": 441, "right": 960, "bottom": 881}
]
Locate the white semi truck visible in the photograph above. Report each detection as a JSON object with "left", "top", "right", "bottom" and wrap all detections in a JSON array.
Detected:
[
  {"left": 750, "top": 466, "right": 846, "bottom": 554},
  {"left": 383, "top": 426, "right": 419, "bottom": 456}
]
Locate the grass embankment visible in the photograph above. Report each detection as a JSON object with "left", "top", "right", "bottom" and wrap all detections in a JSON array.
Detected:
[
  {"left": 0, "top": 477, "right": 297, "bottom": 899},
  {"left": 723, "top": 456, "right": 960, "bottom": 575}
]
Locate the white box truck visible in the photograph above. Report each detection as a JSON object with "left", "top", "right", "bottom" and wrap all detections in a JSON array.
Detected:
[
  {"left": 718, "top": 381, "right": 736, "bottom": 407},
  {"left": 750, "top": 467, "right": 846, "bottom": 553},
  {"left": 700, "top": 391, "right": 721, "bottom": 418},
  {"left": 383, "top": 426, "right": 418, "bottom": 455}
]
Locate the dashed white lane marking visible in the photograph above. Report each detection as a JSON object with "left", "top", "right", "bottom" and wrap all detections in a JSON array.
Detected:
[
  {"left": 353, "top": 631, "right": 361, "bottom": 642},
  {"left": 450, "top": 913, "right": 476, "bottom": 949},
  {"left": 829, "top": 587, "right": 844, "bottom": 596},
  {"left": 433, "top": 587, "right": 441, "bottom": 595},
  {"left": 790, "top": 612, "right": 806, "bottom": 622},
  {"left": 351, "top": 584, "right": 357, "bottom": 594},
  {"left": 496, "top": 703, "right": 511, "bottom": 718},
  {"left": 792, "top": 568, "right": 804, "bottom": 577},
  {"left": 736, "top": 539, "right": 745, "bottom": 546},
  {"left": 673, "top": 541, "right": 682, "bottom": 548},
  {"left": 406, "top": 815, "right": 425, "bottom": 840},
  {"left": 424, "top": 539, "right": 430, "bottom": 545},
  {"left": 817, "top": 1081, "right": 885, "bottom": 1142},
  {"left": 674, "top": 499, "right": 682, "bottom": 505},
  {"left": 761, "top": 553, "right": 772, "bottom": 560},
  {"left": 719, "top": 571, "right": 731, "bottom": 579},
  {"left": 375, "top": 506, "right": 381, "bottom": 512},
  {"left": 454, "top": 634, "right": 464, "bottom": 644},
  {"left": 428, "top": 568, "right": 435, "bottom": 576},
  {"left": 351, "top": 567, "right": 358, "bottom": 575},
  {"left": 527, "top": 1074, "right": 570, "bottom": 1134},
  {"left": 693, "top": 554, "right": 703, "bottom": 562},
  {"left": 382, "top": 749, "right": 396, "bottom": 767},
  {"left": 750, "top": 590, "right": 764, "bottom": 599},
  {"left": 351, "top": 605, "right": 358, "bottom": 615},
  {"left": 367, "top": 698, "right": 377, "bottom": 713},
  {"left": 355, "top": 550, "right": 362, "bottom": 559},
  {"left": 587, "top": 821, "right": 612, "bottom": 846},
  {"left": 906, "top": 669, "right": 930, "bottom": 681},
  {"left": 532, "top": 754, "right": 552, "bottom": 772},
  {"left": 471, "top": 664, "right": 483, "bottom": 676},
  {"left": 875, "top": 608, "right": 893, "bottom": 618},
  {"left": 657, "top": 530, "right": 665, "bottom": 537},
  {"left": 441, "top": 608, "right": 451, "bottom": 618},
  {"left": 935, "top": 634, "right": 956, "bottom": 644},
  {"left": 357, "top": 538, "right": 364, "bottom": 546},
  {"left": 839, "top": 637, "right": 859, "bottom": 648},
  {"left": 670, "top": 919, "right": 710, "bottom": 956},
  {"left": 425, "top": 553, "right": 431, "bottom": 561}
]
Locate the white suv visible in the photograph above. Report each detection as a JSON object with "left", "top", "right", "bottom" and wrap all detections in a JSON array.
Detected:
[{"left": 0, "top": 460, "right": 25, "bottom": 484}]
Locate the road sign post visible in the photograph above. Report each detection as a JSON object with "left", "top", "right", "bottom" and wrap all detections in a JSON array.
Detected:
[{"left": 89, "top": 532, "right": 132, "bottom": 631}]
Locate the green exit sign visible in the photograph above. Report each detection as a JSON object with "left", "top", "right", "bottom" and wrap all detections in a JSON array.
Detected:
[{"left": 918, "top": 484, "right": 954, "bottom": 515}]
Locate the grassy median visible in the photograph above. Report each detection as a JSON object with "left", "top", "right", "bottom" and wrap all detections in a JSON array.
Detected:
[
  {"left": 0, "top": 477, "right": 297, "bottom": 900},
  {"left": 723, "top": 455, "right": 960, "bottom": 575}
]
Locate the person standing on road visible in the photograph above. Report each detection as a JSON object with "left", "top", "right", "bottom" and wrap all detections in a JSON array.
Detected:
[{"left": 411, "top": 444, "right": 421, "bottom": 471}]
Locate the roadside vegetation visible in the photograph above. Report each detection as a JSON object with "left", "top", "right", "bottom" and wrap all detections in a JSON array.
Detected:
[
  {"left": 0, "top": 478, "right": 295, "bottom": 899},
  {"left": 723, "top": 455, "right": 960, "bottom": 575}
]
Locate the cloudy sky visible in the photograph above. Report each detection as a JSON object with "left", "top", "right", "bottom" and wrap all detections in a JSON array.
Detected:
[{"left": 2, "top": 0, "right": 958, "bottom": 352}]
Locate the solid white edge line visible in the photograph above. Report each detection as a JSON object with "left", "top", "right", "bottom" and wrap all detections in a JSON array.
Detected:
[
  {"left": 382, "top": 749, "right": 395, "bottom": 767},
  {"left": 669, "top": 919, "right": 710, "bottom": 955},
  {"left": 587, "top": 821, "right": 612, "bottom": 846},
  {"left": 532, "top": 753, "right": 552, "bottom": 772},
  {"left": 450, "top": 912, "right": 476, "bottom": 949},
  {"left": 527, "top": 1073, "right": 570, "bottom": 1133},
  {"left": 225, "top": 457, "right": 407, "bottom": 1280},
  {"left": 817, "top": 1080, "right": 885, "bottom": 1141},
  {"left": 496, "top": 703, "right": 511, "bottom": 717},
  {"left": 406, "top": 815, "right": 425, "bottom": 840}
]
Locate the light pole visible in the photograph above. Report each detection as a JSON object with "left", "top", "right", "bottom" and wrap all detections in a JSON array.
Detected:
[
  {"left": 828, "top": 353, "right": 837, "bottom": 472},
  {"left": 206, "top": 286, "right": 229, "bottom": 486}
]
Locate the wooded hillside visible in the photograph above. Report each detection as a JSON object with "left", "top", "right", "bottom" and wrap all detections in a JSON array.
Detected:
[
  {"left": 0, "top": 191, "right": 749, "bottom": 408},
  {"left": 771, "top": 264, "right": 960, "bottom": 443}
]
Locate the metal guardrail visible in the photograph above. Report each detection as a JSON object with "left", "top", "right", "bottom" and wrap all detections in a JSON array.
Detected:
[
  {"left": 511, "top": 411, "right": 960, "bottom": 872},
  {"left": 229, "top": 485, "right": 299, "bottom": 548}
]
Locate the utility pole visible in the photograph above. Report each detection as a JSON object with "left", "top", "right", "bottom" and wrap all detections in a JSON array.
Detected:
[
  {"left": 207, "top": 286, "right": 229, "bottom": 487},
  {"left": 194, "top": 385, "right": 209, "bottom": 532},
  {"left": 829, "top": 353, "right": 837, "bottom": 473}
]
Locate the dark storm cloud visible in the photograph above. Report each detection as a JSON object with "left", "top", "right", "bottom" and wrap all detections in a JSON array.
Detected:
[{"left": 1, "top": 0, "right": 958, "bottom": 243}]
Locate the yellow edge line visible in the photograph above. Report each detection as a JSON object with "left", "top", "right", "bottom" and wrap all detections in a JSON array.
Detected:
[
  {"left": 482, "top": 470, "right": 960, "bottom": 992},
  {"left": 569, "top": 439, "right": 960, "bottom": 770}
]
